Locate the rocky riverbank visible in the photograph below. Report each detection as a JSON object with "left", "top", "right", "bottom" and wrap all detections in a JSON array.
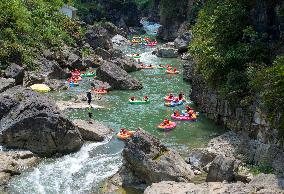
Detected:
[{"left": 0, "top": 20, "right": 143, "bottom": 190}]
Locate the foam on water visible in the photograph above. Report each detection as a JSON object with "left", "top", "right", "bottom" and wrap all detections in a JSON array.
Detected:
[
  {"left": 141, "top": 19, "right": 161, "bottom": 36},
  {"left": 8, "top": 137, "right": 123, "bottom": 194}
]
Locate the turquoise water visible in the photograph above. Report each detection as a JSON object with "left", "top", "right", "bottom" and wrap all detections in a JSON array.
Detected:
[{"left": 8, "top": 32, "right": 225, "bottom": 194}]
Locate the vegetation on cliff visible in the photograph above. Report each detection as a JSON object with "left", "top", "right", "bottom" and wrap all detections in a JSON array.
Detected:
[
  {"left": 0, "top": 0, "right": 83, "bottom": 70},
  {"left": 189, "top": 0, "right": 284, "bottom": 139}
]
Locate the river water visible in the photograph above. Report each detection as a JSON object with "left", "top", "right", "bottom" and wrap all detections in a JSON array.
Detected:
[{"left": 8, "top": 24, "right": 225, "bottom": 194}]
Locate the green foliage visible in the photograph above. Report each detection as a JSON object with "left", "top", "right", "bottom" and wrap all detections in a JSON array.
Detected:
[
  {"left": 189, "top": 0, "right": 269, "bottom": 95},
  {"left": 247, "top": 163, "right": 274, "bottom": 175},
  {"left": 0, "top": 0, "right": 83, "bottom": 70},
  {"left": 251, "top": 56, "right": 284, "bottom": 139}
]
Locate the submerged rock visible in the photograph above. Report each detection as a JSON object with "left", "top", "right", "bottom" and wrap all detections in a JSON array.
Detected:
[
  {"left": 144, "top": 173, "right": 284, "bottom": 194},
  {"left": 0, "top": 86, "right": 83, "bottom": 156},
  {"left": 73, "top": 119, "right": 112, "bottom": 141},
  {"left": 96, "top": 62, "right": 143, "bottom": 90}
]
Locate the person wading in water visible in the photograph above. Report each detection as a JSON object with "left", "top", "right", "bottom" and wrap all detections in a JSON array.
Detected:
[{"left": 86, "top": 90, "right": 92, "bottom": 105}]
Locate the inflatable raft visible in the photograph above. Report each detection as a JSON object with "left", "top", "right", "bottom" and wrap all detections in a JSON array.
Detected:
[{"left": 158, "top": 121, "right": 177, "bottom": 131}]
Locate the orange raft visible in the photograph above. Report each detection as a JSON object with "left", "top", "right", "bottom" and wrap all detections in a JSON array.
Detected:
[
  {"left": 117, "top": 131, "right": 135, "bottom": 140},
  {"left": 166, "top": 70, "right": 179, "bottom": 74},
  {"left": 93, "top": 89, "right": 108, "bottom": 94}
]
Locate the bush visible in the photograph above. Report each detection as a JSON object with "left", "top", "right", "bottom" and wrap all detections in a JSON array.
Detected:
[{"left": 0, "top": 0, "right": 83, "bottom": 70}]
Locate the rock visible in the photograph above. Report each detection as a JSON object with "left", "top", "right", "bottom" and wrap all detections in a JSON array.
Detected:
[
  {"left": 83, "top": 54, "right": 103, "bottom": 68},
  {"left": 73, "top": 119, "right": 112, "bottom": 141},
  {"left": 56, "top": 101, "right": 104, "bottom": 110},
  {"left": 94, "top": 48, "right": 112, "bottom": 60},
  {"left": 96, "top": 62, "right": 143, "bottom": 90},
  {"left": 111, "top": 57, "right": 139, "bottom": 72},
  {"left": 85, "top": 25, "right": 113, "bottom": 50},
  {"left": 123, "top": 130, "right": 194, "bottom": 184},
  {"left": 128, "top": 27, "right": 146, "bottom": 35},
  {"left": 109, "top": 49, "right": 124, "bottom": 59},
  {"left": 91, "top": 80, "right": 112, "bottom": 90},
  {"left": 206, "top": 155, "right": 237, "bottom": 182},
  {"left": 188, "top": 148, "right": 217, "bottom": 170},
  {"left": 174, "top": 31, "right": 192, "bottom": 53},
  {"left": 0, "top": 78, "right": 15, "bottom": 93},
  {"left": 23, "top": 72, "right": 45, "bottom": 87},
  {"left": 101, "top": 22, "right": 119, "bottom": 37},
  {"left": 66, "top": 53, "right": 82, "bottom": 69},
  {"left": 23, "top": 58, "right": 71, "bottom": 87},
  {"left": 155, "top": 45, "right": 179, "bottom": 58},
  {"left": 4, "top": 64, "right": 24, "bottom": 85},
  {"left": 43, "top": 79, "right": 67, "bottom": 91},
  {"left": 112, "top": 35, "right": 128, "bottom": 47},
  {"left": 144, "top": 174, "right": 284, "bottom": 194},
  {"left": 0, "top": 151, "right": 39, "bottom": 186},
  {"left": 181, "top": 52, "right": 191, "bottom": 60},
  {"left": 0, "top": 86, "right": 83, "bottom": 156}
]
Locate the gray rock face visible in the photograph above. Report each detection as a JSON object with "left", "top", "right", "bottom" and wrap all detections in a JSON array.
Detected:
[
  {"left": 174, "top": 31, "right": 192, "bottom": 53},
  {"left": 23, "top": 58, "right": 70, "bottom": 87},
  {"left": 96, "top": 62, "right": 143, "bottom": 90},
  {"left": 123, "top": 130, "right": 194, "bottom": 184},
  {"left": 4, "top": 64, "right": 24, "bottom": 85},
  {"left": 85, "top": 25, "right": 113, "bottom": 50},
  {"left": 73, "top": 119, "right": 112, "bottom": 141},
  {"left": 111, "top": 34, "right": 128, "bottom": 46},
  {"left": 95, "top": 48, "right": 112, "bottom": 60},
  {"left": 155, "top": 45, "right": 179, "bottom": 58},
  {"left": 0, "top": 78, "right": 15, "bottom": 93},
  {"left": 206, "top": 155, "right": 236, "bottom": 182},
  {"left": 0, "top": 86, "right": 83, "bottom": 156},
  {"left": 188, "top": 148, "right": 217, "bottom": 170},
  {"left": 43, "top": 79, "right": 67, "bottom": 91},
  {"left": 144, "top": 174, "right": 284, "bottom": 194},
  {"left": 111, "top": 57, "right": 139, "bottom": 72},
  {"left": 0, "top": 151, "right": 39, "bottom": 187}
]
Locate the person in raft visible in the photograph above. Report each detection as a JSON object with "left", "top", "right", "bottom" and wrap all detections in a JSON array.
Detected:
[
  {"left": 162, "top": 119, "right": 170, "bottom": 126},
  {"left": 173, "top": 110, "right": 180, "bottom": 117},
  {"left": 120, "top": 128, "right": 130, "bottom": 135},
  {"left": 86, "top": 90, "right": 92, "bottom": 105},
  {"left": 143, "top": 96, "right": 149, "bottom": 101},
  {"left": 185, "top": 105, "right": 194, "bottom": 117},
  {"left": 88, "top": 106, "right": 93, "bottom": 124},
  {"left": 130, "top": 96, "right": 136, "bottom": 101},
  {"left": 178, "top": 92, "right": 184, "bottom": 101},
  {"left": 173, "top": 68, "right": 177, "bottom": 72},
  {"left": 169, "top": 93, "right": 174, "bottom": 99}
]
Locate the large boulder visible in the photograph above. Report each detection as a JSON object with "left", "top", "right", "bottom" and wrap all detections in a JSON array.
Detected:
[
  {"left": 111, "top": 57, "right": 139, "bottom": 72},
  {"left": 23, "top": 58, "right": 70, "bottom": 87},
  {"left": 0, "top": 86, "right": 83, "bottom": 156},
  {"left": 155, "top": 44, "right": 179, "bottom": 58},
  {"left": 206, "top": 155, "right": 238, "bottom": 182},
  {"left": 4, "top": 64, "right": 24, "bottom": 85},
  {"left": 96, "top": 62, "right": 143, "bottom": 90},
  {"left": 95, "top": 48, "right": 112, "bottom": 60},
  {"left": 123, "top": 130, "right": 194, "bottom": 184},
  {"left": 144, "top": 174, "right": 284, "bottom": 194},
  {"left": 85, "top": 25, "right": 113, "bottom": 50},
  {"left": 91, "top": 80, "right": 112, "bottom": 90},
  {"left": 0, "top": 78, "right": 15, "bottom": 93},
  {"left": 174, "top": 31, "right": 192, "bottom": 53},
  {"left": 112, "top": 35, "right": 128, "bottom": 47},
  {"left": 73, "top": 119, "right": 112, "bottom": 141}
]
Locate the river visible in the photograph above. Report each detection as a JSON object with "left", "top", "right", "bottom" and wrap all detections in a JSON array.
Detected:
[{"left": 7, "top": 23, "right": 225, "bottom": 194}]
